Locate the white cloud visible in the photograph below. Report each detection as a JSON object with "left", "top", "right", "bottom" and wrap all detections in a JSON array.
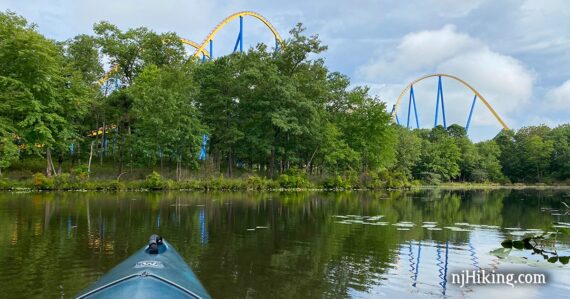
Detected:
[
  {"left": 437, "top": 49, "right": 534, "bottom": 120},
  {"left": 1, "top": 0, "right": 568, "bottom": 138},
  {"left": 358, "top": 25, "right": 483, "bottom": 81},
  {"left": 429, "top": 0, "right": 488, "bottom": 17},
  {"left": 356, "top": 25, "right": 535, "bottom": 137},
  {"left": 545, "top": 80, "right": 570, "bottom": 109}
]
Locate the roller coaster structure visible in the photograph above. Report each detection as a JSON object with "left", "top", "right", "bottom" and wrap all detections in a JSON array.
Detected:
[
  {"left": 97, "top": 39, "right": 210, "bottom": 86},
  {"left": 390, "top": 74, "right": 509, "bottom": 133},
  {"left": 96, "top": 13, "right": 508, "bottom": 136},
  {"left": 191, "top": 11, "right": 285, "bottom": 60},
  {"left": 98, "top": 11, "right": 284, "bottom": 86}
]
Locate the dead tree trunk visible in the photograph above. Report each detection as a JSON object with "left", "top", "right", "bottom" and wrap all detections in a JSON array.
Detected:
[{"left": 88, "top": 141, "right": 94, "bottom": 178}]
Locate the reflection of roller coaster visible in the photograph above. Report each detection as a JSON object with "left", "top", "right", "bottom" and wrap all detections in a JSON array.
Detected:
[
  {"left": 98, "top": 11, "right": 284, "bottom": 87},
  {"left": 391, "top": 74, "right": 510, "bottom": 133}
]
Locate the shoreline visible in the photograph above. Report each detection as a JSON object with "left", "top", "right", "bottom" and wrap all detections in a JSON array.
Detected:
[{"left": 1, "top": 180, "right": 569, "bottom": 193}]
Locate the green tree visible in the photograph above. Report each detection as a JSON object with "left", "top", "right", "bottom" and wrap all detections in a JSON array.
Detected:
[
  {"left": 0, "top": 83, "right": 18, "bottom": 175},
  {"left": 494, "top": 129, "right": 519, "bottom": 180},
  {"left": 129, "top": 64, "right": 204, "bottom": 178},
  {"left": 0, "top": 11, "right": 88, "bottom": 176},
  {"left": 447, "top": 124, "right": 478, "bottom": 181},
  {"left": 64, "top": 34, "right": 103, "bottom": 83},
  {"left": 548, "top": 125, "right": 570, "bottom": 180},
  {"left": 392, "top": 127, "right": 421, "bottom": 180},
  {"left": 473, "top": 140, "right": 504, "bottom": 182},
  {"left": 335, "top": 87, "right": 396, "bottom": 171},
  {"left": 519, "top": 135, "right": 553, "bottom": 181},
  {"left": 194, "top": 55, "right": 243, "bottom": 176},
  {"left": 93, "top": 22, "right": 185, "bottom": 85},
  {"left": 94, "top": 23, "right": 187, "bottom": 173},
  {"left": 414, "top": 126, "right": 461, "bottom": 182}
]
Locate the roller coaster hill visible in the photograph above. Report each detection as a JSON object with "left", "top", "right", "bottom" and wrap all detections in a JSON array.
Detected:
[{"left": 98, "top": 11, "right": 509, "bottom": 137}]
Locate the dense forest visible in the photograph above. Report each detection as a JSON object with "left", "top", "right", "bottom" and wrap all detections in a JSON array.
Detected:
[{"left": 0, "top": 11, "right": 568, "bottom": 189}]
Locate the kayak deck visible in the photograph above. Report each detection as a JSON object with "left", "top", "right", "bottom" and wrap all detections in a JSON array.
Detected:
[{"left": 76, "top": 238, "right": 210, "bottom": 299}]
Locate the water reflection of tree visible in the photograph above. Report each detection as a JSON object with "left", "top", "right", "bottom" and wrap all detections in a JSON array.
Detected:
[{"left": 0, "top": 190, "right": 568, "bottom": 297}]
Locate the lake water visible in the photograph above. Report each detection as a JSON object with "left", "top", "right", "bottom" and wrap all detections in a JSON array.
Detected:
[{"left": 0, "top": 189, "right": 569, "bottom": 298}]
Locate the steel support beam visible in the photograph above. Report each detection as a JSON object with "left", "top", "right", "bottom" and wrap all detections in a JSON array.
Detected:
[
  {"left": 239, "top": 16, "right": 243, "bottom": 53},
  {"left": 439, "top": 76, "right": 447, "bottom": 128},
  {"left": 466, "top": 94, "right": 477, "bottom": 132},
  {"left": 411, "top": 85, "right": 419, "bottom": 129},
  {"left": 407, "top": 87, "right": 413, "bottom": 128},
  {"left": 434, "top": 80, "right": 440, "bottom": 128},
  {"left": 209, "top": 40, "right": 213, "bottom": 61},
  {"left": 391, "top": 104, "right": 400, "bottom": 125}
]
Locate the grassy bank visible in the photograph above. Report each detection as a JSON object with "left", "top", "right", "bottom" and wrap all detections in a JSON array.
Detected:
[
  {"left": 1, "top": 171, "right": 569, "bottom": 192},
  {"left": 416, "top": 182, "right": 570, "bottom": 190}
]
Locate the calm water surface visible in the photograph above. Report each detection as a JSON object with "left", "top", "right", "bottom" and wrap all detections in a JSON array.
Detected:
[{"left": 0, "top": 189, "right": 569, "bottom": 298}]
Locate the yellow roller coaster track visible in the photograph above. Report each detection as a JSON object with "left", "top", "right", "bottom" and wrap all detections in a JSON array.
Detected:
[
  {"left": 97, "top": 39, "right": 210, "bottom": 86},
  {"left": 392, "top": 73, "right": 510, "bottom": 130},
  {"left": 192, "top": 11, "right": 285, "bottom": 59}
]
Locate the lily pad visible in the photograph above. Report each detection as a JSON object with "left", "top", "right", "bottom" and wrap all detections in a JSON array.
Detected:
[
  {"left": 490, "top": 247, "right": 511, "bottom": 258},
  {"left": 501, "top": 240, "right": 513, "bottom": 248},
  {"left": 512, "top": 240, "right": 524, "bottom": 250},
  {"left": 393, "top": 223, "right": 415, "bottom": 228},
  {"left": 548, "top": 256, "right": 559, "bottom": 263}
]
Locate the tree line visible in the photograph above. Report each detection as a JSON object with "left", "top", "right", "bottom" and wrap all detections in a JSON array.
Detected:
[
  {"left": 392, "top": 124, "right": 570, "bottom": 185},
  {"left": 0, "top": 11, "right": 568, "bottom": 186}
]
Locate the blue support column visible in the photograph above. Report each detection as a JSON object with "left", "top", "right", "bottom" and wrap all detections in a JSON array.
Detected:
[
  {"left": 233, "top": 16, "right": 244, "bottom": 53},
  {"left": 434, "top": 81, "right": 440, "bottom": 128},
  {"left": 439, "top": 76, "right": 447, "bottom": 128},
  {"left": 466, "top": 94, "right": 477, "bottom": 133},
  {"left": 233, "top": 34, "right": 240, "bottom": 53},
  {"left": 202, "top": 53, "right": 206, "bottom": 63},
  {"left": 407, "top": 88, "right": 413, "bottom": 129},
  {"left": 239, "top": 16, "right": 243, "bottom": 53},
  {"left": 275, "top": 38, "right": 279, "bottom": 52},
  {"left": 391, "top": 104, "right": 401, "bottom": 126},
  {"left": 411, "top": 85, "right": 419, "bottom": 129},
  {"left": 209, "top": 40, "right": 213, "bottom": 61}
]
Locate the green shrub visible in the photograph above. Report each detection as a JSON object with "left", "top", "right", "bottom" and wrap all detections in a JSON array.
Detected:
[
  {"left": 418, "top": 172, "right": 441, "bottom": 185},
  {"left": 173, "top": 179, "right": 201, "bottom": 190},
  {"left": 107, "top": 180, "right": 126, "bottom": 191},
  {"left": 322, "top": 175, "right": 352, "bottom": 190},
  {"left": 278, "top": 169, "right": 311, "bottom": 189},
  {"left": 202, "top": 175, "right": 246, "bottom": 191},
  {"left": 0, "top": 178, "right": 9, "bottom": 190},
  {"left": 54, "top": 173, "right": 72, "bottom": 190},
  {"left": 246, "top": 175, "right": 278, "bottom": 190},
  {"left": 71, "top": 165, "right": 89, "bottom": 181},
  {"left": 469, "top": 169, "right": 488, "bottom": 183},
  {"left": 144, "top": 171, "right": 166, "bottom": 190},
  {"left": 32, "top": 173, "right": 54, "bottom": 189},
  {"left": 371, "top": 169, "right": 411, "bottom": 189}
]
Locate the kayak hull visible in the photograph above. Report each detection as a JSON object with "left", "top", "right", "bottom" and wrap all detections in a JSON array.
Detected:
[{"left": 76, "top": 239, "right": 210, "bottom": 299}]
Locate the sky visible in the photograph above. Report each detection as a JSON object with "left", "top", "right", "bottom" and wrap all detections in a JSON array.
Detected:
[{"left": 1, "top": 0, "right": 569, "bottom": 140}]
